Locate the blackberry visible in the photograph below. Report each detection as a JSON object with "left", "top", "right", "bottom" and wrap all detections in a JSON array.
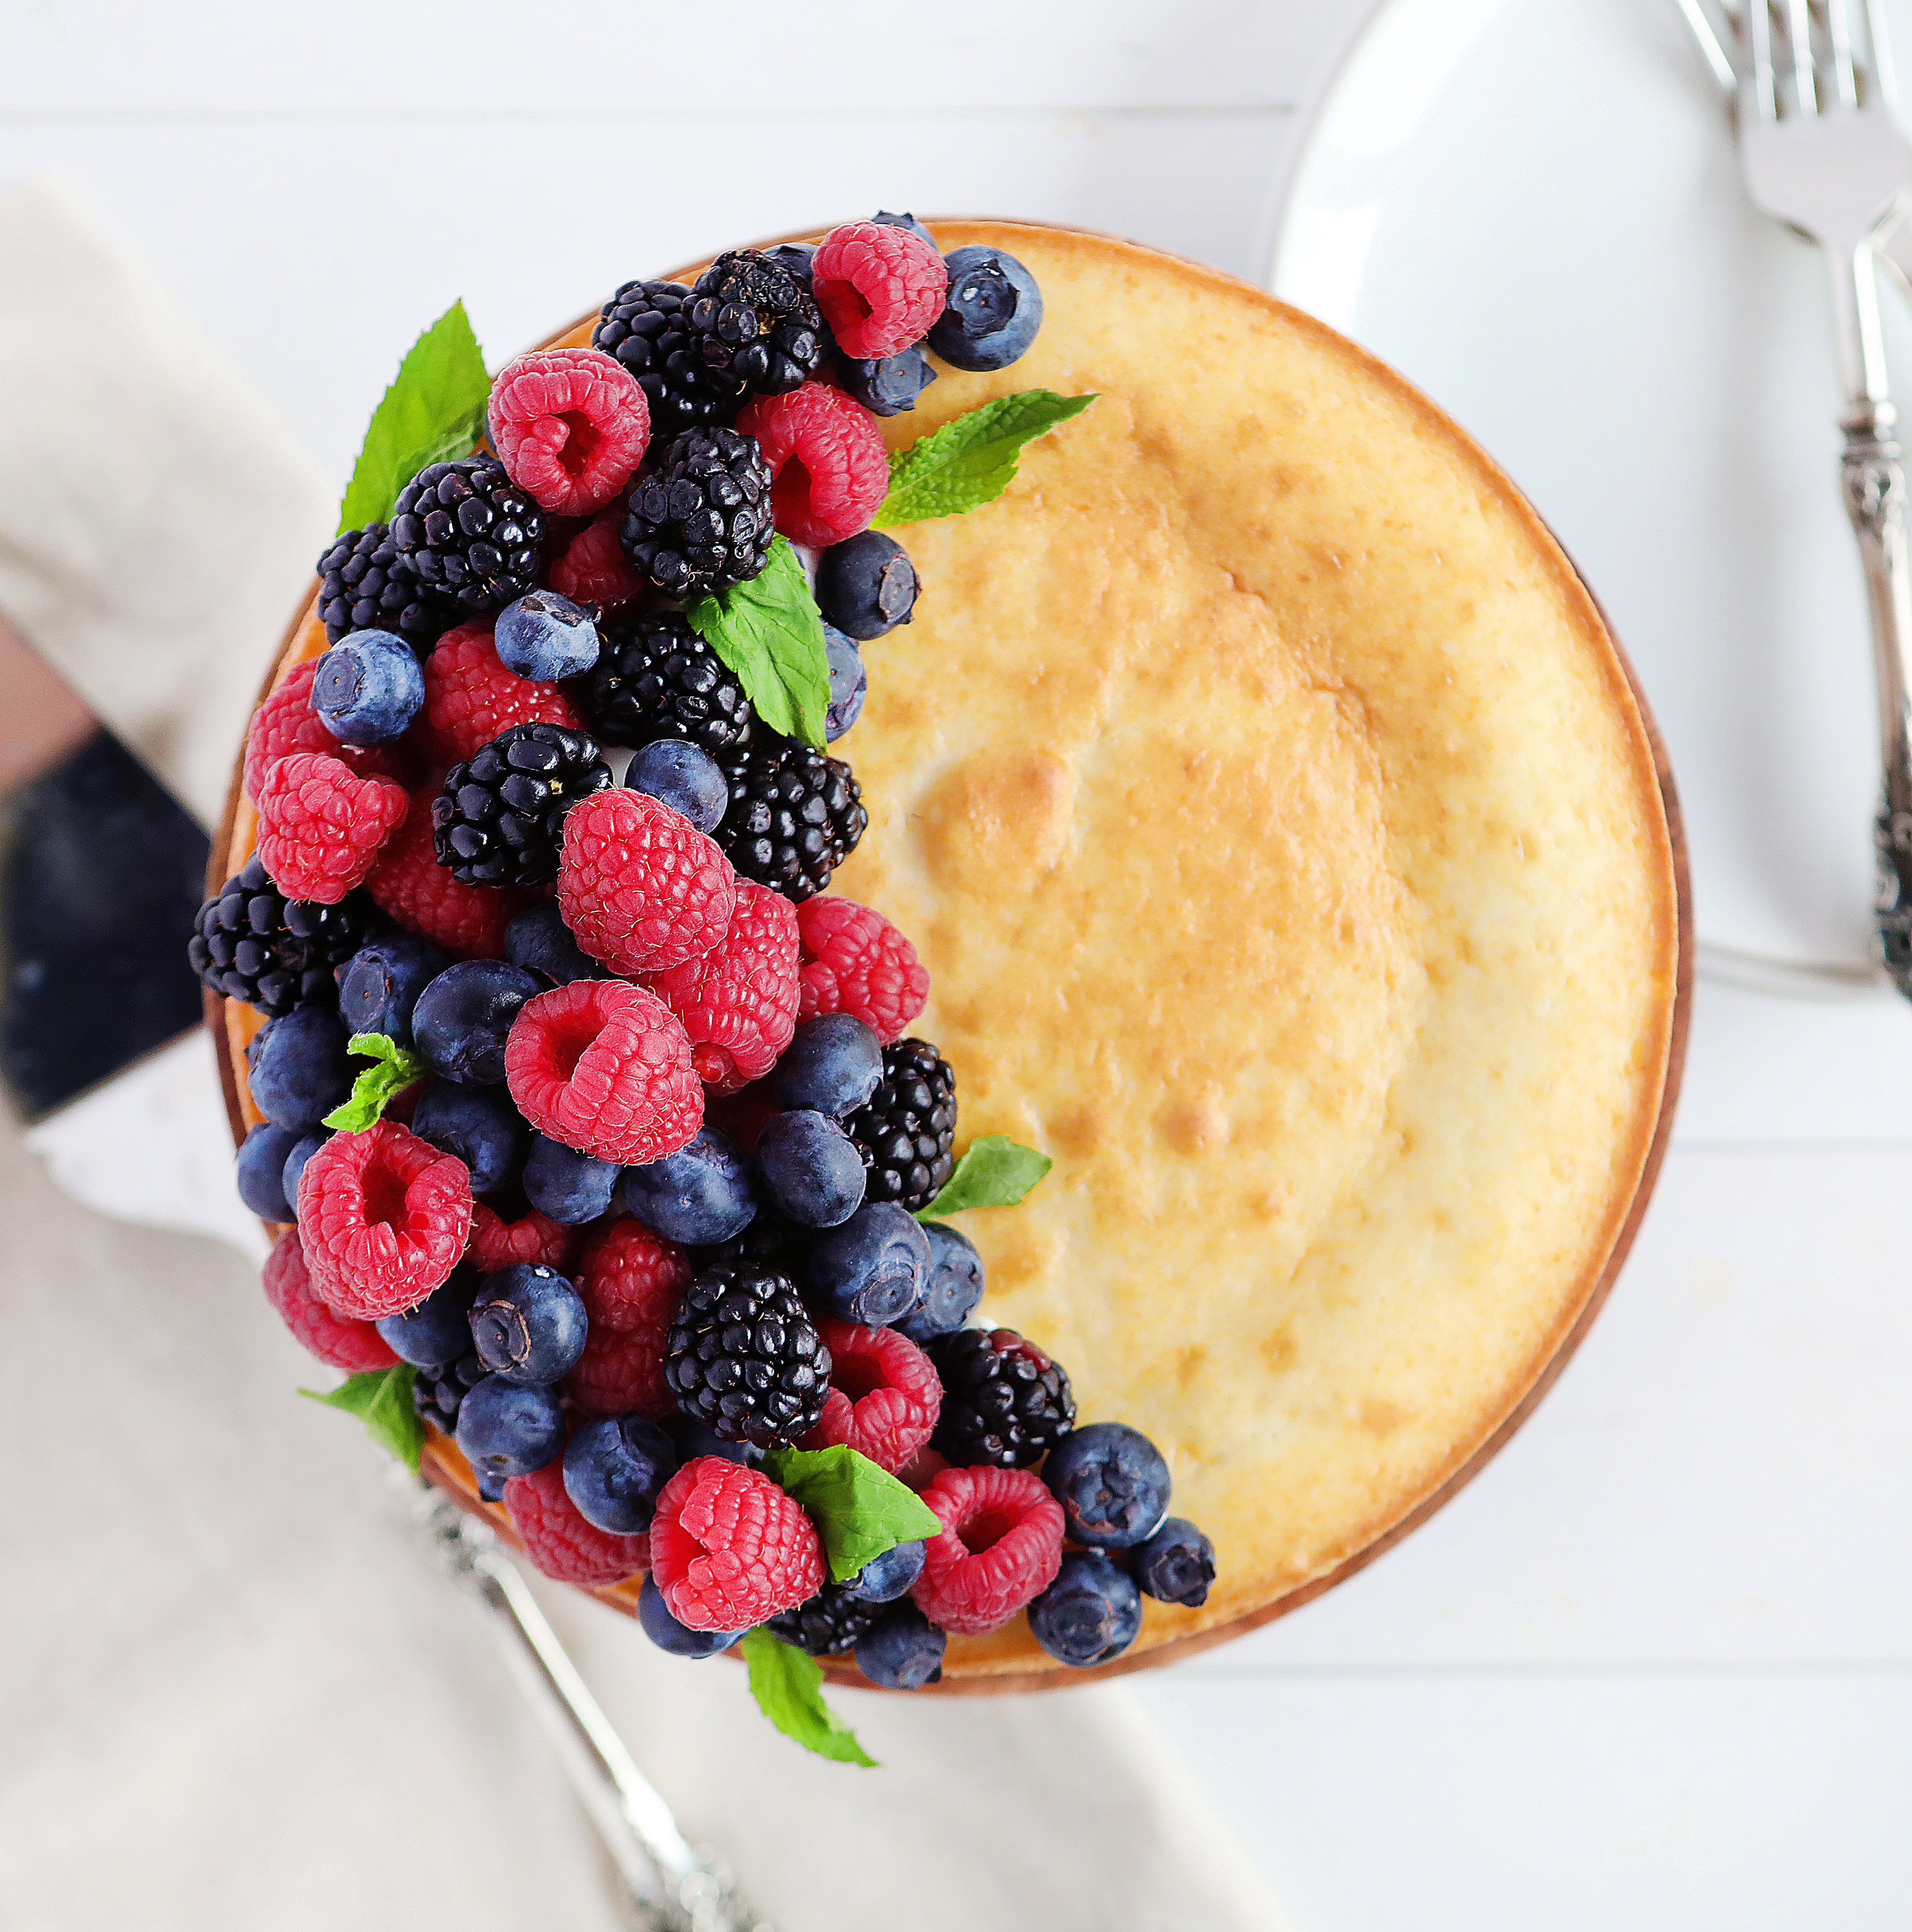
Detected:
[
  {"left": 430, "top": 723, "right": 611, "bottom": 888},
  {"left": 713, "top": 739, "right": 866, "bottom": 902},
  {"left": 694, "top": 1213, "right": 809, "bottom": 1277},
  {"left": 663, "top": 1261, "right": 832, "bottom": 1448},
  {"left": 926, "top": 1327, "right": 1076, "bottom": 1470},
  {"left": 391, "top": 456, "right": 546, "bottom": 612},
  {"left": 188, "top": 856, "right": 376, "bottom": 1017},
  {"left": 592, "top": 279, "right": 736, "bottom": 434},
  {"left": 844, "top": 1038, "right": 956, "bottom": 1210},
  {"left": 315, "top": 523, "right": 452, "bottom": 654},
  {"left": 687, "top": 249, "right": 827, "bottom": 400},
  {"left": 767, "top": 1581, "right": 885, "bottom": 1656},
  {"left": 412, "top": 1352, "right": 486, "bottom": 1434},
  {"left": 620, "top": 427, "right": 773, "bottom": 599},
  {"left": 578, "top": 612, "right": 755, "bottom": 754}
]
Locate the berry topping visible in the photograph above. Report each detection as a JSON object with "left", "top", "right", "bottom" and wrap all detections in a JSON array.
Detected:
[
  {"left": 375, "top": 1270, "right": 477, "bottom": 1369},
  {"left": 412, "top": 1354, "right": 486, "bottom": 1433},
  {"left": 415, "top": 619, "right": 584, "bottom": 766},
  {"left": 663, "top": 1260, "right": 832, "bottom": 1447},
  {"left": 823, "top": 625, "right": 866, "bottom": 740},
  {"left": 191, "top": 856, "right": 377, "bottom": 1019},
  {"left": 488, "top": 347, "right": 651, "bottom": 516},
  {"left": 854, "top": 1604, "right": 946, "bottom": 1689},
  {"left": 837, "top": 345, "right": 937, "bottom": 419},
  {"left": 766, "top": 1580, "right": 885, "bottom": 1656},
  {"left": 317, "top": 524, "right": 451, "bottom": 654},
  {"left": 549, "top": 507, "right": 647, "bottom": 611},
  {"left": 1132, "top": 1516, "right": 1217, "bottom": 1608},
  {"left": 644, "top": 878, "right": 800, "bottom": 1095},
  {"left": 619, "top": 1127, "right": 759, "bottom": 1246},
  {"left": 236, "top": 1121, "right": 301, "bottom": 1221},
  {"left": 336, "top": 932, "right": 452, "bottom": 1047},
  {"left": 1027, "top": 1551, "right": 1143, "bottom": 1667},
  {"left": 563, "top": 1413, "right": 678, "bottom": 1535},
  {"left": 522, "top": 1133, "right": 622, "bottom": 1225},
  {"left": 245, "top": 1004, "right": 353, "bottom": 1130},
  {"left": 433, "top": 721, "right": 612, "bottom": 889},
  {"left": 456, "top": 1374, "right": 566, "bottom": 1487},
  {"left": 243, "top": 658, "right": 407, "bottom": 805},
  {"left": 773, "top": 1013, "right": 884, "bottom": 1118},
  {"left": 895, "top": 1222, "right": 986, "bottom": 1345},
  {"left": 756, "top": 1109, "right": 867, "bottom": 1228},
  {"left": 411, "top": 1079, "right": 531, "bottom": 1194},
  {"left": 366, "top": 789, "right": 527, "bottom": 961},
  {"left": 466, "top": 1199, "right": 580, "bottom": 1273},
  {"left": 814, "top": 530, "right": 920, "bottom": 640},
  {"left": 313, "top": 630, "right": 426, "bottom": 746},
  {"left": 505, "top": 1461, "right": 651, "bottom": 1589},
  {"left": 470, "top": 1261, "right": 589, "bottom": 1384},
  {"left": 505, "top": 904, "right": 604, "bottom": 988},
  {"left": 649, "top": 1455, "right": 826, "bottom": 1631},
  {"left": 281, "top": 1130, "right": 331, "bottom": 1206},
  {"left": 574, "top": 1214, "right": 693, "bottom": 1341},
  {"left": 391, "top": 455, "right": 547, "bottom": 612},
  {"left": 254, "top": 752, "right": 410, "bottom": 905},
  {"left": 805, "top": 1317, "right": 941, "bottom": 1472},
  {"left": 1041, "top": 1422, "right": 1171, "bottom": 1549},
  {"left": 842, "top": 1536, "right": 928, "bottom": 1604},
  {"left": 712, "top": 739, "right": 866, "bottom": 903},
  {"left": 793, "top": 895, "right": 929, "bottom": 1042},
  {"left": 926, "top": 1327, "right": 1075, "bottom": 1470},
  {"left": 625, "top": 739, "right": 729, "bottom": 833},
  {"left": 734, "top": 382, "right": 888, "bottom": 549},
  {"left": 686, "top": 249, "right": 827, "bottom": 400},
  {"left": 926, "top": 244, "right": 1044, "bottom": 372},
  {"left": 805, "top": 1202, "right": 930, "bottom": 1328},
  {"left": 844, "top": 1037, "right": 956, "bottom": 1211},
  {"left": 637, "top": 1576, "right": 742, "bottom": 1657},
  {"left": 261, "top": 1226, "right": 399, "bottom": 1373},
  {"left": 412, "top": 959, "right": 542, "bottom": 1086},
  {"left": 557, "top": 788, "right": 738, "bottom": 977},
  {"left": 620, "top": 425, "right": 774, "bottom": 598},
  {"left": 811, "top": 220, "right": 949, "bottom": 360},
  {"left": 910, "top": 1463, "right": 1065, "bottom": 1637},
  {"left": 592, "top": 279, "right": 731, "bottom": 436},
  {"left": 494, "top": 590, "right": 601, "bottom": 682},
  {"left": 566, "top": 1327, "right": 673, "bottom": 1421},
  {"left": 578, "top": 611, "right": 755, "bottom": 756}
]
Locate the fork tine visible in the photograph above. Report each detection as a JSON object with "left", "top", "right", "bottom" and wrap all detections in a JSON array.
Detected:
[
  {"left": 1786, "top": 0, "right": 1818, "bottom": 111},
  {"left": 1675, "top": 0, "right": 1740, "bottom": 91},
  {"left": 1828, "top": 0, "right": 1861, "bottom": 108},
  {"left": 1863, "top": 0, "right": 1901, "bottom": 104},
  {"left": 1749, "top": 0, "right": 1780, "bottom": 115}
]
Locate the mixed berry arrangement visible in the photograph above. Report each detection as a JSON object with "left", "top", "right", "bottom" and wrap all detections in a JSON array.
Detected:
[{"left": 192, "top": 215, "right": 1217, "bottom": 1760}]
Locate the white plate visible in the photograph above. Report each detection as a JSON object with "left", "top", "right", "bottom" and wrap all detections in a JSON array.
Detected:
[{"left": 1271, "top": 0, "right": 1912, "bottom": 990}]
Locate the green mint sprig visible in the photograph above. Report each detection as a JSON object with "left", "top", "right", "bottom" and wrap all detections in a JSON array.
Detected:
[
  {"left": 738, "top": 1626, "right": 877, "bottom": 1768},
  {"left": 300, "top": 1364, "right": 424, "bottom": 1473},
  {"left": 322, "top": 1033, "right": 427, "bottom": 1133},
  {"left": 685, "top": 536, "right": 832, "bottom": 748},
  {"left": 760, "top": 1444, "right": 941, "bottom": 1585},
  {"left": 915, "top": 1135, "right": 1052, "bottom": 1220},
  {"left": 871, "top": 389, "right": 1096, "bottom": 529}
]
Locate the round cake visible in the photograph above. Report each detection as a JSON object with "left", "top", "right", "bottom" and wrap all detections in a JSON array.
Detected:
[{"left": 210, "top": 219, "right": 1686, "bottom": 1691}]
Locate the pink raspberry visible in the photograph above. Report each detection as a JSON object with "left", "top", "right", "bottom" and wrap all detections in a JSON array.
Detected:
[
  {"left": 254, "top": 752, "right": 409, "bottom": 903},
  {"left": 466, "top": 1201, "right": 579, "bottom": 1273},
  {"left": 805, "top": 1319, "right": 941, "bottom": 1472},
  {"left": 504, "top": 1462, "right": 650, "bottom": 1589},
  {"left": 296, "top": 1120, "right": 474, "bottom": 1320},
  {"left": 243, "top": 658, "right": 407, "bottom": 803},
  {"left": 415, "top": 620, "right": 581, "bottom": 765},
  {"left": 574, "top": 1216, "right": 690, "bottom": 1333},
  {"left": 558, "top": 789, "right": 737, "bottom": 975},
  {"left": 260, "top": 1226, "right": 398, "bottom": 1373},
  {"left": 566, "top": 1330, "right": 672, "bottom": 1420},
  {"left": 644, "top": 879, "right": 799, "bottom": 1094},
  {"left": 812, "top": 221, "right": 949, "bottom": 358},
  {"left": 505, "top": 979, "right": 704, "bottom": 1165},
  {"left": 702, "top": 1079, "right": 781, "bottom": 1156},
  {"left": 650, "top": 1457, "right": 824, "bottom": 1631},
  {"left": 911, "top": 1464, "right": 1065, "bottom": 1637},
  {"left": 488, "top": 348, "right": 651, "bottom": 518},
  {"left": 796, "top": 895, "right": 929, "bottom": 1042},
  {"left": 734, "top": 383, "right": 888, "bottom": 548},
  {"left": 367, "top": 790, "right": 526, "bottom": 959},
  {"left": 549, "top": 507, "right": 646, "bottom": 610}
]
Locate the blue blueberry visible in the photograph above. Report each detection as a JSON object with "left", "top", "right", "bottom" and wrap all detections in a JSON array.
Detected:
[
  {"left": 814, "top": 532, "right": 919, "bottom": 641},
  {"left": 773, "top": 1013, "right": 883, "bottom": 1117},
  {"left": 1131, "top": 1516, "right": 1216, "bottom": 1608},
  {"left": 926, "top": 245, "right": 1043, "bottom": 372},
  {"left": 281, "top": 1129, "right": 333, "bottom": 1210},
  {"left": 765, "top": 242, "right": 815, "bottom": 286},
  {"left": 411, "top": 960, "right": 542, "bottom": 1086},
  {"left": 505, "top": 903, "right": 603, "bottom": 988},
  {"left": 1027, "top": 1552, "right": 1143, "bottom": 1667},
  {"left": 335, "top": 932, "right": 451, "bottom": 1047},
  {"left": 854, "top": 1605, "right": 945, "bottom": 1689},
  {"left": 524, "top": 1133, "right": 621, "bottom": 1224},
  {"left": 563, "top": 1414, "right": 678, "bottom": 1534},
  {"left": 637, "top": 1577, "right": 743, "bottom": 1658},
  {"left": 618, "top": 1127, "right": 757, "bottom": 1244},
  {"left": 1042, "top": 1423, "right": 1171, "bottom": 1549},
  {"left": 624, "top": 739, "right": 728, "bottom": 832},
  {"left": 895, "top": 1223, "right": 985, "bottom": 1345},
  {"left": 806, "top": 1201, "right": 927, "bottom": 1325},
  {"left": 234, "top": 1121, "right": 301, "bottom": 1220},
  {"left": 469, "top": 1263, "right": 588, "bottom": 1385},
  {"left": 455, "top": 1375, "right": 566, "bottom": 1486},
  {"left": 823, "top": 626, "right": 867, "bottom": 740},
  {"left": 838, "top": 347, "right": 937, "bottom": 419},
  {"left": 245, "top": 1005, "right": 352, "bottom": 1129},
  {"left": 843, "top": 1537, "right": 926, "bottom": 1604},
  {"left": 756, "top": 1109, "right": 867, "bottom": 1228},
  {"left": 312, "top": 629, "right": 425, "bottom": 745},
  {"left": 410, "top": 1080, "right": 531, "bottom": 1195},
  {"left": 872, "top": 209, "right": 937, "bottom": 248},
  {"left": 495, "top": 590, "right": 600, "bottom": 681},
  {"left": 376, "top": 1271, "right": 477, "bottom": 1368},
  {"left": 669, "top": 1417, "right": 761, "bottom": 1468}
]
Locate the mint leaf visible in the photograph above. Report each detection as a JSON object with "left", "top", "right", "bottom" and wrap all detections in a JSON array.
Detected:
[
  {"left": 738, "top": 1626, "right": 877, "bottom": 1767},
  {"left": 685, "top": 537, "right": 831, "bottom": 747},
  {"left": 300, "top": 1365, "right": 424, "bottom": 1473},
  {"left": 337, "top": 300, "right": 490, "bottom": 533},
  {"left": 915, "top": 1135, "right": 1052, "bottom": 1219},
  {"left": 760, "top": 1443, "right": 942, "bottom": 1584},
  {"left": 871, "top": 390, "right": 1096, "bottom": 528},
  {"left": 323, "top": 1032, "right": 427, "bottom": 1132}
]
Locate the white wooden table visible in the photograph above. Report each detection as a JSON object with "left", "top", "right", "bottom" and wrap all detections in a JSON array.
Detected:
[{"left": 7, "top": 4, "right": 1908, "bottom": 1925}]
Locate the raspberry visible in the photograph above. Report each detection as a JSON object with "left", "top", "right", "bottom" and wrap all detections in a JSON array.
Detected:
[
  {"left": 566, "top": 1329, "right": 672, "bottom": 1420},
  {"left": 703, "top": 1078, "right": 782, "bottom": 1156},
  {"left": 260, "top": 1226, "right": 398, "bottom": 1373},
  {"left": 504, "top": 979, "right": 704, "bottom": 1166},
  {"left": 254, "top": 753, "right": 409, "bottom": 904},
  {"left": 296, "top": 1120, "right": 474, "bottom": 1320},
  {"left": 488, "top": 348, "right": 652, "bottom": 518},
  {"left": 574, "top": 1214, "right": 690, "bottom": 1333},
  {"left": 504, "top": 1462, "right": 650, "bottom": 1589},
  {"left": 244, "top": 659, "right": 405, "bottom": 803},
  {"left": 812, "top": 221, "right": 949, "bottom": 359},
  {"left": 415, "top": 620, "right": 583, "bottom": 766},
  {"left": 649, "top": 1456, "right": 824, "bottom": 1631},
  {"left": 910, "top": 1464, "right": 1064, "bottom": 1637},
  {"left": 735, "top": 384, "right": 888, "bottom": 549},
  {"left": 804, "top": 1319, "right": 941, "bottom": 1473},
  {"left": 644, "top": 879, "right": 799, "bottom": 1094},
  {"left": 795, "top": 895, "right": 929, "bottom": 1042},
  {"left": 366, "top": 790, "right": 526, "bottom": 960},
  {"left": 549, "top": 508, "right": 646, "bottom": 611},
  {"left": 557, "top": 789, "right": 737, "bottom": 975},
  {"left": 466, "top": 1200, "right": 579, "bottom": 1273}
]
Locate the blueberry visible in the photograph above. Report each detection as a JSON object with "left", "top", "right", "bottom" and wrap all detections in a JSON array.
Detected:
[
  {"left": 637, "top": 1576, "right": 743, "bottom": 1658},
  {"left": 669, "top": 1416, "right": 761, "bottom": 1468},
  {"left": 377, "top": 1271, "right": 477, "bottom": 1368},
  {"left": 524, "top": 1133, "right": 621, "bottom": 1223},
  {"left": 773, "top": 1013, "right": 883, "bottom": 1117},
  {"left": 895, "top": 1223, "right": 986, "bottom": 1345},
  {"left": 764, "top": 242, "right": 815, "bottom": 287},
  {"left": 245, "top": 1005, "right": 352, "bottom": 1129},
  {"left": 411, "top": 960, "right": 541, "bottom": 1086},
  {"left": 625, "top": 739, "right": 728, "bottom": 832},
  {"left": 926, "top": 245, "right": 1043, "bottom": 372},
  {"left": 814, "top": 532, "right": 919, "bottom": 641},
  {"left": 618, "top": 1127, "right": 757, "bottom": 1244},
  {"left": 563, "top": 1414, "right": 678, "bottom": 1534},
  {"left": 280, "top": 1129, "right": 332, "bottom": 1210},
  {"left": 854, "top": 1604, "right": 945, "bottom": 1689},
  {"left": 469, "top": 1263, "right": 588, "bottom": 1384},
  {"left": 411, "top": 1080, "right": 531, "bottom": 1195},
  {"left": 312, "top": 629, "right": 425, "bottom": 745},
  {"left": 494, "top": 589, "right": 600, "bottom": 681},
  {"left": 872, "top": 209, "right": 938, "bottom": 248},
  {"left": 838, "top": 346, "right": 937, "bottom": 419},
  {"left": 756, "top": 1109, "right": 867, "bottom": 1228},
  {"left": 234, "top": 1121, "right": 301, "bottom": 1220},
  {"left": 805, "top": 1202, "right": 927, "bottom": 1325},
  {"left": 1131, "top": 1516, "right": 1216, "bottom": 1608},
  {"left": 505, "top": 904, "right": 603, "bottom": 988},
  {"left": 336, "top": 932, "right": 451, "bottom": 1047},
  {"left": 1042, "top": 1422, "right": 1171, "bottom": 1549},
  {"left": 1027, "top": 1551, "right": 1143, "bottom": 1667},
  {"left": 455, "top": 1375, "right": 566, "bottom": 1485},
  {"left": 823, "top": 626, "right": 867, "bottom": 740},
  {"left": 843, "top": 1537, "right": 926, "bottom": 1604}
]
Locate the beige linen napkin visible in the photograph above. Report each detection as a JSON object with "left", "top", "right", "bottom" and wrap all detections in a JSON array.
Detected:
[{"left": 0, "top": 177, "right": 1288, "bottom": 1932}]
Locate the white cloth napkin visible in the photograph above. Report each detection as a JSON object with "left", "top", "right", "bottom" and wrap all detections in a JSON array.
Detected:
[{"left": 0, "top": 177, "right": 1289, "bottom": 1932}]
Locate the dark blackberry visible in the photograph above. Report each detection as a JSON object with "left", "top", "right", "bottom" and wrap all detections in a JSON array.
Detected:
[
  {"left": 663, "top": 1261, "right": 832, "bottom": 1448},
  {"left": 926, "top": 1327, "right": 1076, "bottom": 1470},
  {"left": 592, "top": 279, "right": 737, "bottom": 434},
  {"left": 712, "top": 739, "right": 866, "bottom": 902},
  {"left": 694, "top": 1213, "right": 809, "bottom": 1277},
  {"left": 767, "top": 1580, "right": 885, "bottom": 1656},
  {"left": 844, "top": 1038, "right": 956, "bottom": 1210},
  {"left": 315, "top": 523, "right": 452, "bottom": 654},
  {"left": 188, "top": 855, "right": 376, "bottom": 1017},
  {"left": 412, "top": 1352, "right": 487, "bottom": 1434},
  {"left": 390, "top": 456, "right": 546, "bottom": 612},
  {"left": 430, "top": 722, "right": 611, "bottom": 888},
  {"left": 577, "top": 612, "right": 755, "bottom": 754},
  {"left": 687, "top": 249, "right": 827, "bottom": 400},
  {"left": 620, "top": 427, "right": 773, "bottom": 599}
]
